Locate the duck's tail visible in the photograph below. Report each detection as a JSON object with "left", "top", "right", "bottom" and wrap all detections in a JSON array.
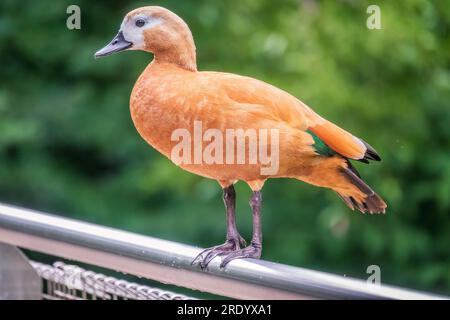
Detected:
[
  {"left": 297, "top": 157, "right": 387, "bottom": 214},
  {"left": 336, "top": 161, "right": 386, "bottom": 214}
]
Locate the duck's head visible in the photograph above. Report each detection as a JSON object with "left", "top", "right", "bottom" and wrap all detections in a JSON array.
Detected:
[{"left": 95, "top": 6, "right": 196, "bottom": 70}]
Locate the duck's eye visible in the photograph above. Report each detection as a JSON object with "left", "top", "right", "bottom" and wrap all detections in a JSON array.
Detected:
[{"left": 135, "top": 19, "right": 146, "bottom": 27}]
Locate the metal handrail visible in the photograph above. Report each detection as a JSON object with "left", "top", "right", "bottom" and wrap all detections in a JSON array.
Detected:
[{"left": 0, "top": 202, "right": 446, "bottom": 300}]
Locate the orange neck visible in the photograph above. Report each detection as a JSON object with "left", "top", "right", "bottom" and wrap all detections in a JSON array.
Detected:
[{"left": 150, "top": 32, "right": 197, "bottom": 72}]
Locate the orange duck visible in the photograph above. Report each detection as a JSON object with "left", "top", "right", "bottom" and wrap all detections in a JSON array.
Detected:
[{"left": 95, "top": 6, "right": 387, "bottom": 269}]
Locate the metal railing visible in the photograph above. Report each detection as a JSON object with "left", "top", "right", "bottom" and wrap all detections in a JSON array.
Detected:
[{"left": 0, "top": 202, "right": 446, "bottom": 300}]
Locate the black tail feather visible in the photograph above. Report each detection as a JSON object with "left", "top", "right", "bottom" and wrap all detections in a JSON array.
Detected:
[
  {"left": 338, "top": 163, "right": 387, "bottom": 214},
  {"left": 360, "top": 140, "right": 381, "bottom": 162}
]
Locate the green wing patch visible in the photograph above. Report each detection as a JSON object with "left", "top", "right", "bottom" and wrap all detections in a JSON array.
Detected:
[{"left": 306, "top": 129, "right": 337, "bottom": 157}]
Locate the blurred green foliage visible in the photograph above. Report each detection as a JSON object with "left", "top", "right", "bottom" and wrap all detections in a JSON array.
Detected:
[{"left": 0, "top": 0, "right": 449, "bottom": 295}]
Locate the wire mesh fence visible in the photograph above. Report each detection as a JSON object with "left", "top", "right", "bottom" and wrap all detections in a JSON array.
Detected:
[{"left": 30, "top": 261, "right": 197, "bottom": 300}]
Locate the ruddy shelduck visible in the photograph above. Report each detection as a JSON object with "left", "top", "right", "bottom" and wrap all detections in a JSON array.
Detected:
[{"left": 95, "top": 6, "right": 387, "bottom": 269}]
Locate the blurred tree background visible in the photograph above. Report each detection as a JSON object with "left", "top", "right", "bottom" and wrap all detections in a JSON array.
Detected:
[{"left": 0, "top": 0, "right": 449, "bottom": 295}]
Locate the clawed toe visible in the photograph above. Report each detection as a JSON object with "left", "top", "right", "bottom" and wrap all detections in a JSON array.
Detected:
[
  {"left": 191, "top": 238, "right": 244, "bottom": 269},
  {"left": 219, "top": 243, "right": 262, "bottom": 269}
]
